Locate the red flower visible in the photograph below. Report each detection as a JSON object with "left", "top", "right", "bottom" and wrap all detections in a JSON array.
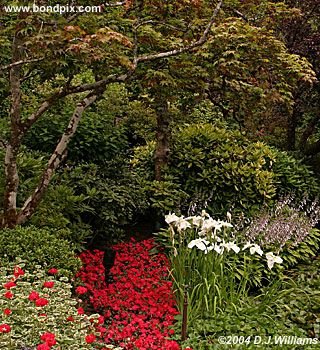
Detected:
[
  {"left": 77, "top": 307, "right": 84, "bottom": 315},
  {"left": 39, "top": 313, "right": 47, "bottom": 317},
  {"left": 0, "top": 324, "right": 11, "bottom": 333},
  {"left": 37, "top": 344, "right": 50, "bottom": 350},
  {"left": 3, "top": 309, "right": 11, "bottom": 316},
  {"left": 4, "top": 291, "right": 13, "bottom": 299},
  {"left": 35, "top": 298, "right": 49, "bottom": 307},
  {"left": 13, "top": 266, "right": 24, "bottom": 278},
  {"left": 40, "top": 332, "right": 56, "bottom": 346},
  {"left": 48, "top": 268, "right": 58, "bottom": 275},
  {"left": 168, "top": 329, "right": 175, "bottom": 335},
  {"left": 3, "top": 281, "right": 16, "bottom": 289},
  {"left": 97, "top": 315, "right": 104, "bottom": 324},
  {"left": 43, "top": 281, "right": 55, "bottom": 289},
  {"left": 29, "top": 291, "right": 40, "bottom": 301},
  {"left": 75, "top": 286, "right": 87, "bottom": 295},
  {"left": 85, "top": 334, "right": 96, "bottom": 344},
  {"left": 67, "top": 315, "right": 74, "bottom": 322}
]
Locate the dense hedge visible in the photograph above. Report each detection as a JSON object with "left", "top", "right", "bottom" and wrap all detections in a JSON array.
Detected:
[
  {"left": 0, "top": 226, "right": 81, "bottom": 275},
  {"left": 133, "top": 123, "right": 319, "bottom": 216}
]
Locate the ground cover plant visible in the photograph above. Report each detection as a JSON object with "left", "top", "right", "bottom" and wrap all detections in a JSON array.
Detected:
[
  {"left": 77, "top": 239, "right": 182, "bottom": 350},
  {"left": 0, "top": 262, "right": 122, "bottom": 349}
]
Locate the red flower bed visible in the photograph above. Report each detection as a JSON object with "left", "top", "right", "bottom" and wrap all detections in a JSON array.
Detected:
[{"left": 77, "top": 238, "right": 181, "bottom": 350}]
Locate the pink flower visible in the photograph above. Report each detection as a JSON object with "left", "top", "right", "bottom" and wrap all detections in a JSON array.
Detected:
[
  {"left": 3, "top": 308, "right": 11, "bottom": 316},
  {"left": 0, "top": 324, "right": 11, "bottom": 333},
  {"left": 43, "top": 281, "right": 55, "bottom": 289},
  {"left": 85, "top": 334, "right": 96, "bottom": 344},
  {"left": 4, "top": 291, "right": 13, "bottom": 299},
  {"left": 75, "top": 286, "right": 87, "bottom": 295},
  {"left": 29, "top": 291, "right": 40, "bottom": 301},
  {"left": 3, "top": 281, "right": 16, "bottom": 289},
  {"left": 48, "top": 268, "right": 58, "bottom": 275},
  {"left": 40, "top": 332, "right": 56, "bottom": 346},
  {"left": 13, "top": 266, "right": 24, "bottom": 278},
  {"left": 35, "top": 298, "right": 48, "bottom": 307}
]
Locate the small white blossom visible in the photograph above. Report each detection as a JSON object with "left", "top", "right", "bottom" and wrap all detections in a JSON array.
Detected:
[
  {"left": 188, "top": 238, "right": 210, "bottom": 252},
  {"left": 221, "top": 241, "right": 240, "bottom": 254},
  {"left": 176, "top": 217, "right": 191, "bottom": 231},
  {"left": 165, "top": 212, "right": 180, "bottom": 225},
  {"left": 243, "top": 242, "right": 263, "bottom": 256},
  {"left": 265, "top": 252, "right": 283, "bottom": 269},
  {"left": 212, "top": 243, "right": 223, "bottom": 254}
]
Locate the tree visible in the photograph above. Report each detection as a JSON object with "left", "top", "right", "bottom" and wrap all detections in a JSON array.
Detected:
[{"left": 0, "top": 0, "right": 223, "bottom": 228}]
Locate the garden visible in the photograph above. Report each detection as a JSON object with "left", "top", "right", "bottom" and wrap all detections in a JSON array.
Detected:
[{"left": 0, "top": 0, "right": 320, "bottom": 349}]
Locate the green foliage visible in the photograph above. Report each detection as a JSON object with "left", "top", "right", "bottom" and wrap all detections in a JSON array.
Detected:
[
  {"left": 273, "top": 152, "right": 320, "bottom": 197},
  {"left": 0, "top": 226, "right": 81, "bottom": 276},
  {"left": 24, "top": 84, "right": 130, "bottom": 164},
  {"left": 170, "top": 123, "right": 277, "bottom": 216},
  {"left": 175, "top": 257, "right": 320, "bottom": 350},
  {"left": 60, "top": 162, "right": 148, "bottom": 243},
  {"left": 146, "top": 177, "right": 189, "bottom": 216},
  {"left": 0, "top": 261, "right": 121, "bottom": 349},
  {"left": 157, "top": 212, "right": 283, "bottom": 325}
]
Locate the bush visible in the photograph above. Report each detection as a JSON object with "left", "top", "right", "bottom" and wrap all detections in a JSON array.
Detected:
[
  {"left": 60, "top": 162, "right": 148, "bottom": 243},
  {"left": 133, "top": 123, "right": 319, "bottom": 218},
  {"left": 0, "top": 261, "right": 122, "bottom": 349},
  {"left": 0, "top": 226, "right": 81, "bottom": 276}
]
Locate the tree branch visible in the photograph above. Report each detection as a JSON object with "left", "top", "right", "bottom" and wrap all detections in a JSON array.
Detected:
[
  {"left": 0, "top": 58, "right": 44, "bottom": 72},
  {"left": 22, "top": 72, "right": 128, "bottom": 131},
  {"left": 135, "top": 0, "right": 223, "bottom": 63},
  {"left": 17, "top": 91, "right": 101, "bottom": 225}
]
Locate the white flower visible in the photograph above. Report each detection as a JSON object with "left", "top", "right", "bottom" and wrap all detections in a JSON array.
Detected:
[
  {"left": 221, "top": 241, "right": 240, "bottom": 254},
  {"left": 176, "top": 217, "right": 191, "bottom": 231},
  {"left": 265, "top": 252, "right": 283, "bottom": 269},
  {"left": 243, "top": 242, "right": 263, "bottom": 256},
  {"left": 201, "top": 210, "right": 209, "bottom": 217},
  {"left": 212, "top": 243, "right": 223, "bottom": 254},
  {"left": 165, "top": 212, "right": 180, "bottom": 225},
  {"left": 188, "top": 238, "right": 210, "bottom": 252},
  {"left": 192, "top": 215, "right": 203, "bottom": 227},
  {"left": 227, "top": 211, "right": 232, "bottom": 222}
]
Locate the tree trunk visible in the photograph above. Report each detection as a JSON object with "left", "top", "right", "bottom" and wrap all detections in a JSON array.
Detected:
[
  {"left": 287, "top": 104, "right": 299, "bottom": 151},
  {"left": 2, "top": 37, "right": 23, "bottom": 228},
  {"left": 15, "top": 93, "right": 99, "bottom": 226},
  {"left": 154, "top": 101, "right": 170, "bottom": 181}
]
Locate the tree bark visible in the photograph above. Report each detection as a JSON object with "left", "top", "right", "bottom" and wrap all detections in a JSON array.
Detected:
[
  {"left": 287, "top": 104, "right": 299, "bottom": 151},
  {"left": 15, "top": 92, "right": 99, "bottom": 225},
  {"left": 2, "top": 37, "right": 23, "bottom": 228},
  {"left": 154, "top": 101, "right": 170, "bottom": 181}
]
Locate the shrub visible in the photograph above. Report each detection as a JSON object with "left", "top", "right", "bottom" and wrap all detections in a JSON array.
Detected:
[
  {"left": 0, "top": 226, "right": 81, "bottom": 276},
  {"left": 0, "top": 261, "right": 122, "bottom": 349},
  {"left": 133, "top": 123, "right": 319, "bottom": 218},
  {"left": 243, "top": 196, "right": 320, "bottom": 269},
  {"left": 169, "top": 124, "right": 276, "bottom": 216},
  {"left": 273, "top": 152, "right": 320, "bottom": 198},
  {"left": 60, "top": 162, "right": 148, "bottom": 243}
]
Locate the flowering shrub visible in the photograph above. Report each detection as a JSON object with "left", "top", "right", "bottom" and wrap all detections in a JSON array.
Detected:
[
  {"left": 0, "top": 261, "right": 122, "bottom": 350},
  {"left": 77, "top": 239, "right": 181, "bottom": 350},
  {"left": 158, "top": 211, "right": 283, "bottom": 322}
]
